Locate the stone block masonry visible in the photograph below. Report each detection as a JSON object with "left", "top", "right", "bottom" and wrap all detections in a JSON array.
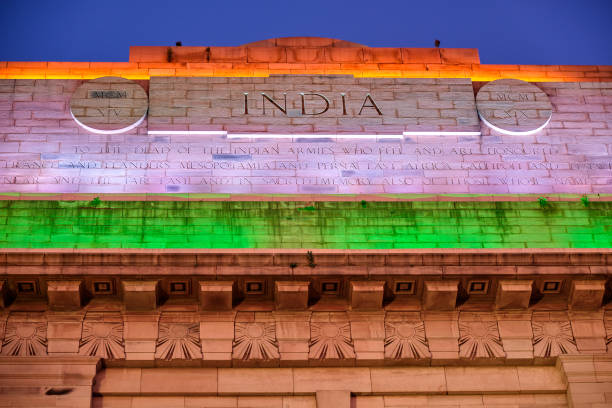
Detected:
[
  {"left": 148, "top": 76, "right": 480, "bottom": 133},
  {"left": 0, "top": 36, "right": 611, "bottom": 408},
  {"left": 1, "top": 78, "right": 610, "bottom": 195}
]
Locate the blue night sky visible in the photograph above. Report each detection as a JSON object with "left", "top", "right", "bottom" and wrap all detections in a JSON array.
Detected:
[{"left": 1, "top": 0, "right": 611, "bottom": 65}]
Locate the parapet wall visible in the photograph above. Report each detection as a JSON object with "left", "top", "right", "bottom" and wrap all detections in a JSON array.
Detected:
[{"left": 1, "top": 36, "right": 611, "bottom": 81}]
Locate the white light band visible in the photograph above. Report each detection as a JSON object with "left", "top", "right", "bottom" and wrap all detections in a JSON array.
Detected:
[
  {"left": 148, "top": 130, "right": 228, "bottom": 135},
  {"left": 402, "top": 131, "right": 482, "bottom": 136},
  {"left": 71, "top": 109, "right": 147, "bottom": 135},
  {"left": 477, "top": 113, "right": 551, "bottom": 136},
  {"left": 147, "top": 131, "right": 480, "bottom": 138},
  {"left": 226, "top": 134, "right": 404, "bottom": 139}
]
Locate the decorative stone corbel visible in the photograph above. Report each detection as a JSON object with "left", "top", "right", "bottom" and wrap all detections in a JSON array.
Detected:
[
  {"left": 423, "top": 280, "right": 458, "bottom": 311},
  {"left": 349, "top": 281, "right": 385, "bottom": 310},
  {"left": 199, "top": 281, "right": 235, "bottom": 311},
  {"left": 274, "top": 281, "right": 309, "bottom": 310},
  {"left": 495, "top": 280, "right": 533, "bottom": 310},
  {"left": 569, "top": 280, "right": 606, "bottom": 310},
  {"left": 47, "top": 280, "right": 84, "bottom": 311},
  {"left": 122, "top": 280, "right": 159, "bottom": 311}
]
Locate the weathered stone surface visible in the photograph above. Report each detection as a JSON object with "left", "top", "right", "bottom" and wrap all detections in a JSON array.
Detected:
[
  {"left": 496, "top": 280, "right": 533, "bottom": 310},
  {"left": 122, "top": 280, "right": 159, "bottom": 311},
  {"left": 199, "top": 281, "right": 234, "bottom": 311},
  {"left": 316, "top": 390, "right": 350, "bottom": 408},
  {"left": 349, "top": 281, "right": 384, "bottom": 310},
  {"left": 47, "top": 280, "right": 84, "bottom": 311},
  {"left": 423, "top": 281, "right": 458, "bottom": 311},
  {"left": 70, "top": 76, "right": 148, "bottom": 134},
  {"left": 0, "top": 356, "right": 100, "bottom": 408},
  {"left": 275, "top": 281, "right": 309, "bottom": 310},
  {"left": 569, "top": 280, "right": 606, "bottom": 310}
]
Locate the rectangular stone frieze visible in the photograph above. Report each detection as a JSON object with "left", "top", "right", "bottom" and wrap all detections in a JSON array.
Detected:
[{"left": 0, "top": 308, "right": 608, "bottom": 366}]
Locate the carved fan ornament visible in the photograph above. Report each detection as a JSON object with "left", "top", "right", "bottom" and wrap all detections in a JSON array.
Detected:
[
  {"left": 532, "top": 321, "right": 578, "bottom": 357},
  {"left": 384, "top": 321, "right": 431, "bottom": 359},
  {"left": 309, "top": 322, "right": 355, "bottom": 360},
  {"left": 155, "top": 323, "right": 202, "bottom": 360},
  {"left": 233, "top": 322, "right": 279, "bottom": 361},
  {"left": 1, "top": 321, "right": 47, "bottom": 356},
  {"left": 79, "top": 321, "right": 125, "bottom": 359},
  {"left": 458, "top": 320, "right": 505, "bottom": 359}
]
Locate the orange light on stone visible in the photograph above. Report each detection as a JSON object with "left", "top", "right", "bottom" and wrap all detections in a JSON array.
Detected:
[{"left": 0, "top": 63, "right": 608, "bottom": 82}]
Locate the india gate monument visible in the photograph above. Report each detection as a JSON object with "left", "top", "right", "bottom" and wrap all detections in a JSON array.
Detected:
[{"left": 0, "top": 37, "right": 611, "bottom": 407}]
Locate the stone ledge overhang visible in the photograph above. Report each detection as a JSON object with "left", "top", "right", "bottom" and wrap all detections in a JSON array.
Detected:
[
  {"left": 0, "top": 356, "right": 101, "bottom": 383},
  {"left": 0, "top": 248, "right": 610, "bottom": 313},
  {"left": 1, "top": 248, "right": 611, "bottom": 270}
]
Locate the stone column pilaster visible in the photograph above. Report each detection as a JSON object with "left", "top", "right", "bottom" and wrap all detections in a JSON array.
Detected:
[
  {"left": 47, "top": 312, "right": 84, "bottom": 355},
  {"left": 123, "top": 313, "right": 160, "bottom": 362},
  {"left": 496, "top": 311, "right": 534, "bottom": 362},
  {"left": 423, "top": 311, "right": 459, "bottom": 363},
  {"left": 348, "top": 311, "right": 385, "bottom": 365},
  {"left": 274, "top": 311, "right": 311, "bottom": 367},
  {"left": 200, "top": 311, "right": 235, "bottom": 367},
  {"left": 558, "top": 354, "right": 612, "bottom": 408},
  {"left": 570, "top": 311, "right": 608, "bottom": 354}
]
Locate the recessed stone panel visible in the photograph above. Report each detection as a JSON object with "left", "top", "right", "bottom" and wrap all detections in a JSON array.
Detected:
[{"left": 148, "top": 76, "right": 480, "bottom": 133}]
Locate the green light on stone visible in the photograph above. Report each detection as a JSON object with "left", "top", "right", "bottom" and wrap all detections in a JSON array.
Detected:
[{"left": 0, "top": 200, "right": 609, "bottom": 249}]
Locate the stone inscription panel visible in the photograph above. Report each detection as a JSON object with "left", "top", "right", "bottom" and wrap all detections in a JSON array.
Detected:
[
  {"left": 148, "top": 76, "right": 480, "bottom": 133},
  {"left": 1, "top": 135, "right": 611, "bottom": 194}
]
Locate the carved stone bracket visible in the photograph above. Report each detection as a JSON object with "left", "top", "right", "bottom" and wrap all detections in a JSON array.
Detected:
[
  {"left": 423, "top": 281, "right": 458, "bottom": 311},
  {"left": 47, "top": 280, "right": 84, "bottom": 311},
  {"left": 349, "top": 281, "right": 384, "bottom": 310},
  {"left": 570, "top": 280, "right": 606, "bottom": 310},
  {"left": 275, "top": 281, "right": 309, "bottom": 310},
  {"left": 122, "top": 280, "right": 159, "bottom": 311},
  {"left": 496, "top": 280, "right": 533, "bottom": 310},
  {"left": 199, "top": 281, "right": 235, "bottom": 311}
]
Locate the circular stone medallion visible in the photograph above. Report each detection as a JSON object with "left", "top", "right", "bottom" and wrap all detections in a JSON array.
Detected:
[
  {"left": 476, "top": 78, "right": 552, "bottom": 135},
  {"left": 70, "top": 76, "right": 148, "bottom": 134}
]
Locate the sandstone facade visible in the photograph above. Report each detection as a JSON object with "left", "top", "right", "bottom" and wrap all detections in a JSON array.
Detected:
[{"left": 0, "top": 37, "right": 611, "bottom": 407}]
